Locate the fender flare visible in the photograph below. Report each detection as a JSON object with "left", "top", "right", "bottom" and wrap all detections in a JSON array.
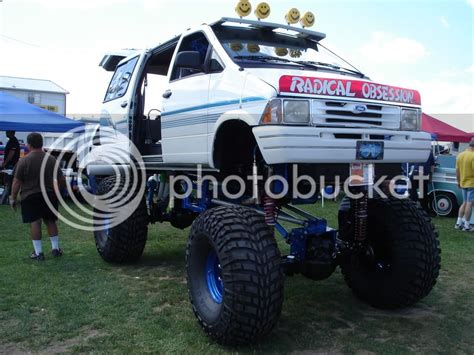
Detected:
[{"left": 208, "top": 107, "right": 266, "bottom": 168}]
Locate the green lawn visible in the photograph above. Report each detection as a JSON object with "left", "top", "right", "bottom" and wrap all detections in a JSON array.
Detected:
[{"left": 0, "top": 201, "right": 473, "bottom": 354}]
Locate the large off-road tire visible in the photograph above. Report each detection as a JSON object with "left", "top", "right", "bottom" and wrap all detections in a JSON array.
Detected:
[
  {"left": 338, "top": 197, "right": 441, "bottom": 309},
  {"left": 186, "top": 206, "right": 284, "bottom": 345},
  {"left": 93, "top": 176, "right": 148, "bottom": 263}
]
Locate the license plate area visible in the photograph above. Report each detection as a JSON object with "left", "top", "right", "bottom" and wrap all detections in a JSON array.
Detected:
[{"left": 356, "top": 141, "right": 384, "bottom": 160}]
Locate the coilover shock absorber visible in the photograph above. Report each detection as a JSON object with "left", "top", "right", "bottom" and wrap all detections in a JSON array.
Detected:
[
  {"left": 351, "top": 190, "right": 368, "bottom": 242},
  {"left": 263, "top": 194, "right": 277, "bottom": 226},
  {"left": 262, "top": 166, "right": 278, "bottom": 226}
]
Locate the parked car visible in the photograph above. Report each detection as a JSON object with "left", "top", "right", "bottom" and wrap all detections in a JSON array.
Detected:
[
  {"left": 429, "top": 155, "right": 460, "bottom": 216},
  {"left": 429, "top": 154, "right": 474, "bottom": 223}
]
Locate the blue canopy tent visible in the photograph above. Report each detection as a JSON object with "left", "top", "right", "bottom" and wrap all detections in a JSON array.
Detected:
[{"left": 0, "top": 92, "right": 83, "bottom": 132}]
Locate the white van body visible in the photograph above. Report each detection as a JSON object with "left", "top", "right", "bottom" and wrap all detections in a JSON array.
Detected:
[{"left": 88, "top": 18, "right": 430, "bottom": 174}]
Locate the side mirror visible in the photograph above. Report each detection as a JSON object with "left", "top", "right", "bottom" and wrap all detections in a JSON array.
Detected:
[
  {"left": 209, "top": 58, "right": 224, "bottom": 73},
  {"left": 175, "top": 51, "right": 202, "bottom": 70}
]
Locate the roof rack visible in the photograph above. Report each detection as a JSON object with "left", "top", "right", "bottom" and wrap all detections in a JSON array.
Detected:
[{"left": 211, "top": 17, "right": 326, "bottom": 42}]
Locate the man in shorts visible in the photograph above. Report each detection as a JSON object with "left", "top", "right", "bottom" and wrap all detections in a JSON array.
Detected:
[
  {"left": 10, "top": 133, "right": 66, "bottom": 260},
  {"left": 455, "top": 138, "right": 474, "bottom": 231}
]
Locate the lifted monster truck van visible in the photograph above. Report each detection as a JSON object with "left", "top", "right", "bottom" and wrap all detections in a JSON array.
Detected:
[{"left": 89, "top": 17, "right": 440, "bottom": 345}]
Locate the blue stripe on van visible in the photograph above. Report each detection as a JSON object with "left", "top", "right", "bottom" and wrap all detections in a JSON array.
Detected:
[
  {"left": 161, "top": 96, "right": 267, "bottom": 117},
  {"left": 161, "top": 113, "right": 221, "bottom": 129}
]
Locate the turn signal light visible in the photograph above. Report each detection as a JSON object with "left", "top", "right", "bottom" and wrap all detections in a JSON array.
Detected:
[{"left": 261, "top": 99, "right": 283, "bottom": 124}]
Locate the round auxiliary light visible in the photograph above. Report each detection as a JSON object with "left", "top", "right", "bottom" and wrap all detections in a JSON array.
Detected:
[
  {"left": 235, "top": 0, "right": 252, "bottom": 18},
  {"left": 230, "top": 42, "right": 244, "bottom": 52},
  {"left": 254, "top": 2, "right": 271, "bottom": 20},
  {"left": 247, "top": 43, "right": 261, "bottom": 53},
  {"left": 285, "top": 8, "right": 300, "bottom": 25},
  {"left": 300, "top": 11, "right": 315, "bottom": 28},
  {"left": 289, "top": 49, "right": 302, "bottom": 58},
  {"left": 275, "top": 47, "right": 288, "bottom": 57}
]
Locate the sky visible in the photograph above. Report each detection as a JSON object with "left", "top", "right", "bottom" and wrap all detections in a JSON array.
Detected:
[{"left": 0, "top": 0, "right": 473, "bottom": 131}]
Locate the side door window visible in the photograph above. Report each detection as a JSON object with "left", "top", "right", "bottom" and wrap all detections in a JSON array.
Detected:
[
  {"left": 171, "top": 32, "right": 210, "bottom": 81},
  {"left": 104, "top": 56, "right": 139, "bottom": 102}
]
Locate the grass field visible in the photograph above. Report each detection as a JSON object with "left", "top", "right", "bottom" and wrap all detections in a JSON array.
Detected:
[{"left": 0, "top": 200, "right": 473, "bottom": 354}]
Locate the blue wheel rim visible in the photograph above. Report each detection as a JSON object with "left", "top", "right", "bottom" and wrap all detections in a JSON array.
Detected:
[{"left": 205, "top": 250, "right": 223, "bottom": 304}]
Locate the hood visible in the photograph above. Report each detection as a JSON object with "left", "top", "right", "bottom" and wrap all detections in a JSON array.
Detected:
[
  {"left": 245, "top": 67, "right": 421, "bottom": 106},
  {"left": 246, "top": 67, "right": 355, "bottom": 89}
]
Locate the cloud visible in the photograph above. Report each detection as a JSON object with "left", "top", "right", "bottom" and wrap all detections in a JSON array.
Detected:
[
  {"left": 357, "top": 32, "right": 427, "bottom": 65},
  {"left": 467, "top": 0, "right": 474, "bottom": 7},
  {"left": 409, "top": 78, "right": 473, "bottom": 122},
  {"left": 440, "top": 16, "right": 450, "bottom": 29},
  {"left": 373, "top": 69, "right": 474, "bottom": 130},
  {"left": 414, "top": 67, "right": 473, "bottom": 133}
]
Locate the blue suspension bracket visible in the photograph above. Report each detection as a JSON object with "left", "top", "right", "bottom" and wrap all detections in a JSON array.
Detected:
[
  {"left": 285, "top": 218, "right": 329, "bottom": 261},
  {"left": 182, "top": 180, "right": 211, "bottom": 213}
]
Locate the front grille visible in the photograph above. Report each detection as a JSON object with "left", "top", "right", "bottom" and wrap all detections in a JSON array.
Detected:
[
  {"left": 325, "top": 110, "right": 382, "bottom": 118},
  {"left": 326, "top": 118, "right": 382, "bottom": 126},
  {"left": 312, "top": 99, "right": 400, "bottom": 129}
]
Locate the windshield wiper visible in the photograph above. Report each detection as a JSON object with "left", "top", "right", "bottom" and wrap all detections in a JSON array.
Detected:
[
  {"left": 234, "top": 55, "right": 366, "bottom": 78},
  {"left": 296, "top": 60, "right": 366, "bottom": 78},
  {"left": 234, "top": 55, "right": 295, "bottom": 63}
]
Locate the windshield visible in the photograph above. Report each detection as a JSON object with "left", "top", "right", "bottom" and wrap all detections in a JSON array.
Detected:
[{"left": 215, "top": 27, "right": 363, "bottom": 77}]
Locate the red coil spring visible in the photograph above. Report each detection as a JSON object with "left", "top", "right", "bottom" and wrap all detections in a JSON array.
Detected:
[
  {"left": 354, "top": 194, "right": 368, "bottom": 241},
  {"left": 263, "top": 195, "right": 277, "bottom": 226}
]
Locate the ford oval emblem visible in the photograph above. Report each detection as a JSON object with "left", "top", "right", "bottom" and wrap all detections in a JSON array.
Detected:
[{"left": 353, "top": 104, "right": 367, "bottom": 114}]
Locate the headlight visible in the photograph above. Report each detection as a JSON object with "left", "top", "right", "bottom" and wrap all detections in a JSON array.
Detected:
[
  {"left": 260, "top": 99, "right": 311, "bottom": 125},
  {"left": 401, "top": 109, "right": 421, "bottom": 131},
  {"left": 283, "top": 100, "right": 310, "bottom": 124}
]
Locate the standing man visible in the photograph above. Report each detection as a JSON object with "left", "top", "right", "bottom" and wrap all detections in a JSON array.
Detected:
[
  {"left": 10, "top": 133, "right": 66, "bottom": 260},
  {"left": 1, "top": 131, "right": 21, "bottom": 204},
  {"left": 455, "top": 138, "right": 474, "bottom": 231},
  {"left": 2, "top": 131, "right": 20, "bottom": 169}
]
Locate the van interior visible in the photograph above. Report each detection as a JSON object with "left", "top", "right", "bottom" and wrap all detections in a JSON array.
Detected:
[{"left": 132, "top": 39, "right": 178, "bottom": 156}]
